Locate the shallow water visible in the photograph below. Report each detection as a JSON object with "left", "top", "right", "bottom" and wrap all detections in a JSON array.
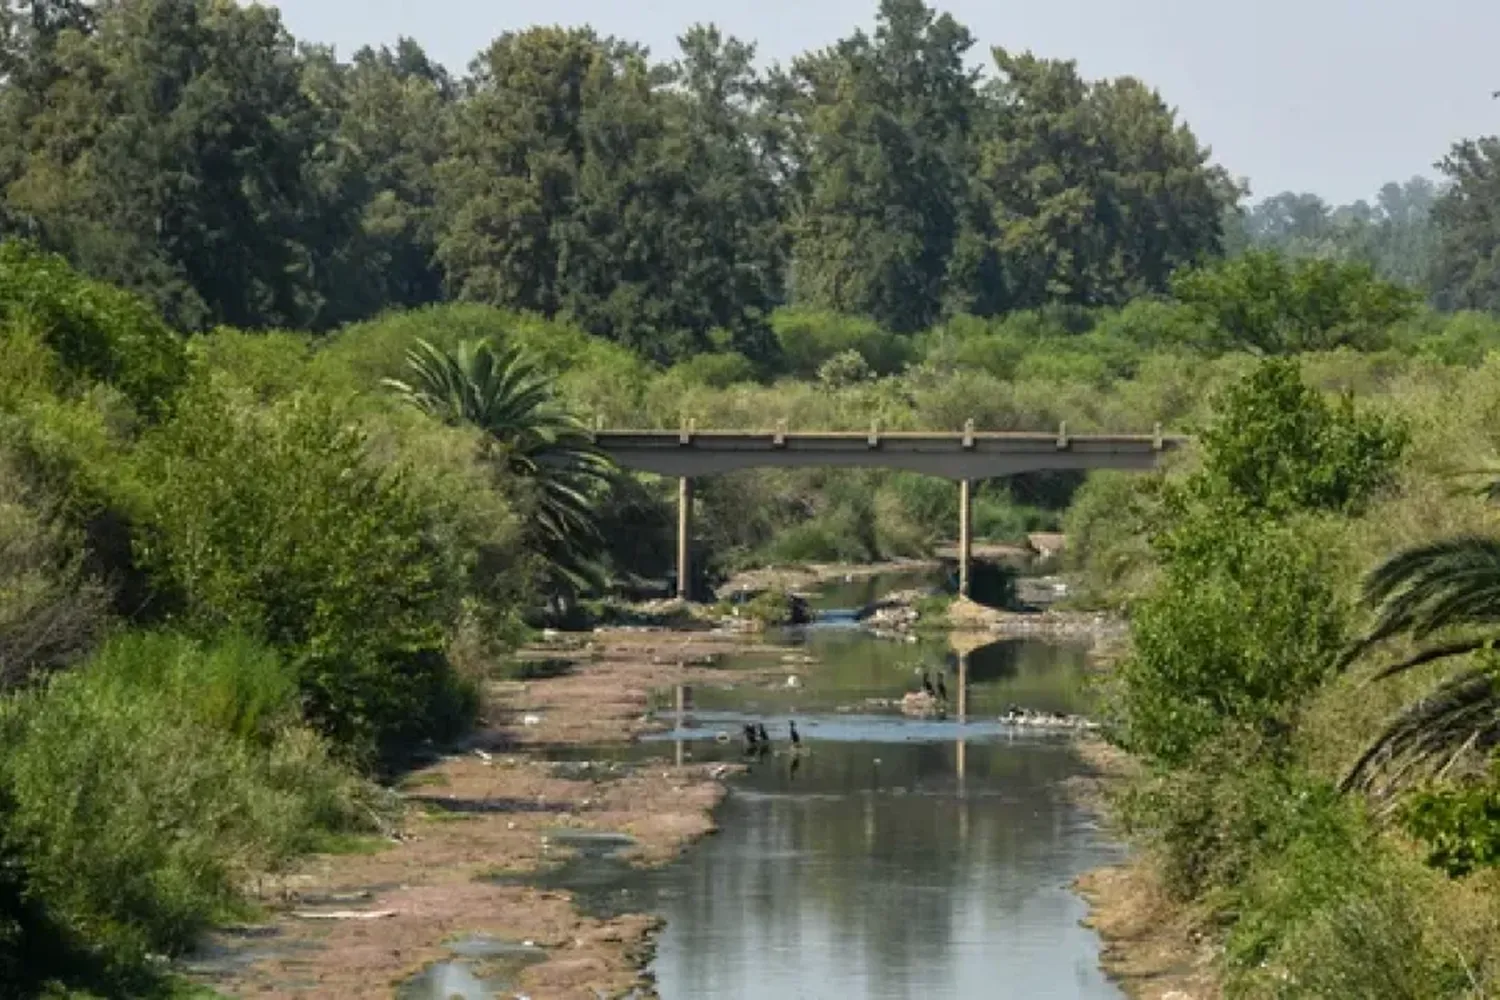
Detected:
[
  {"left": 524, "top": 620, "right": 1124, "bottom": 1000},
  {"left": 685, "top": 626, "right": 1098, "bottom": 720}
]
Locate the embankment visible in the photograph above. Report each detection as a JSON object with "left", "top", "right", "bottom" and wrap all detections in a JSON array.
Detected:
[{"left": 187, "top": 628, "right": 799, "bottom": 999}]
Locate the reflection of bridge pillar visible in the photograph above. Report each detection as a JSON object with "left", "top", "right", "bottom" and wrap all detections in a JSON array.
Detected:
[
  {"left": 677, "top": 477, "right": 694, "bottom": 601},
  {"left": 956, "top": 651, "right": 968, "bottom": 784},
  {"left": 957, "top": 651, "right": 969, "bottom": 723},
  {"left": 958, "top": 479, "right": 973, "bottom": 597}
]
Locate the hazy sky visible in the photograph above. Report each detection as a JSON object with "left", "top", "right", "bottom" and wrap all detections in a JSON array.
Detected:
[{"left": 267, "top": 0, "right": 1499, "bottom": 205}]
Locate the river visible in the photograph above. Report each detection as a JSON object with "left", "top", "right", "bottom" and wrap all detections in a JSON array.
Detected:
[{"left": 504, "top": 582, "right": 1126, "bottom": 1000}]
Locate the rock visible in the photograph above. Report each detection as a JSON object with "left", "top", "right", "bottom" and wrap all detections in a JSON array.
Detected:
[
  {"left": 900, "top": 691, "right": 943, "bottom": 719},
  {"left": 998, "top": 706, "right": 1099, "bottom": 732}
]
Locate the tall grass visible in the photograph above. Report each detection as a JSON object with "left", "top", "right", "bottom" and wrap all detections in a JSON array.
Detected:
[{"left": 0, "top": 633, "right": 375, "bottom": 971}]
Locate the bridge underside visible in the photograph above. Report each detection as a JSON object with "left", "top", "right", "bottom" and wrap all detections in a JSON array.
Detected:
[
  {"left": 591, "top": 429, "right": 1185, "bottom": 601},
  {"left": 594, "top": 430, "right": 1178, "bottom": 480}
]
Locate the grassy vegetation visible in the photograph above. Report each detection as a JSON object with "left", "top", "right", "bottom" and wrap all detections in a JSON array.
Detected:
[
  {"left": 1071, "top": 355, "right": 1500, "bottom": 995},
  {"left": 9, "top": 227, "right": 1500, "bottom": 996}
]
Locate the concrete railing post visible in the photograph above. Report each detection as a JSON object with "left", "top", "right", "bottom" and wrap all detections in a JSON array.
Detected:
[
  {"left": 677, "top": 477, "right": 694, "bottom": 601},
  {"left": 958, "top": 478, "right": 973, "bottom": 598}
]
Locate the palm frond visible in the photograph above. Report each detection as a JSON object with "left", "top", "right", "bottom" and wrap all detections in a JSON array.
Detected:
[
  {"left": 385, "top": 336, "right": 619, "bottom": 602},
  {"left": 1338, "top": 536, "right": 1500, "bottom": 670},
  {"left": 1340, "top": 666, "right": 1500, "bottom": 795}
]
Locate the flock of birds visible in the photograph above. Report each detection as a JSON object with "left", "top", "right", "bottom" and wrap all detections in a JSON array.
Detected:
[
  {"left": 918, "top": 670, "right": 949, "bottom": 704},
  {"left": 736, "top": 719, "right": 801, "bottom": 755}
]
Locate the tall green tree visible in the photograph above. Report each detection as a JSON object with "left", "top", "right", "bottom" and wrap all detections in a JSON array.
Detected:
[
  {"left": 3, "top": 0, "right": 349, "bottom": 331},
  {"left": 787, "top": 0, "right": 979, "bottom": 333},
  {"left": 977, "top": 52, "right": 1233, "bottom": 309},
  {"left": 1430, "top": 137, "right": 1500, "bottom": 312},
  {"left": 1232, "top": 178, "right": 1437, "bottom": 290},
  {"left": 435, "top": 25, "right": 785, "bottom": 362},
  {"left": 309, "top": 38, "right": 454, "bottom": 322}
]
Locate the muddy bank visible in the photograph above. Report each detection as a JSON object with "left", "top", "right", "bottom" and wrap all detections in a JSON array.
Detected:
[
  {"left": 1068, "top": 740, "right": 1221, "bottom": 1000},
  {"left": 718, "top": 557, "right": 941, "bottom": 597},
  {"left": 860, "top": 592, "right": 1129, "bottom": 645},
  {"left": 185, "top": 629, "right": 800, "bottom": 999}
]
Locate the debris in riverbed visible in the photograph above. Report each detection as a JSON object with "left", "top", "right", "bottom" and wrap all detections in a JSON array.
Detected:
[
  {"left": 291, "top": 909, "right": 397, "bottom": 921},
  {"left": 999, "top": 706, "right": 1099, "bottom": 731},
  {"left": 900, "top": 690, "right": 944, "bottom": 719}
]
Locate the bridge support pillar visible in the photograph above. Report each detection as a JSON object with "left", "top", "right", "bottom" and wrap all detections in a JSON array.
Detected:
[
  {"left": 677, "top": 477, "right": 694, "bottom": 601},
  {"left": 958, "top": 479, "right": 973, "bottom": 598}
]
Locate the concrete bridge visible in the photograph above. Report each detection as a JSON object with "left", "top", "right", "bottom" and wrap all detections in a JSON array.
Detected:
[{"left": 591, "top": 420, "right": 1188, "bottom": 600}]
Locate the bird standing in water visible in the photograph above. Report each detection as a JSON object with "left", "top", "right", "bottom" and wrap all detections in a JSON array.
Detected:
[
  {"left": 789, "top": 720, "right": 802, "bottom": 748},
  {"left": 756, "top": 722, "right": 771, "bottom": 754},
  {"left": 743, "top": 723, "right": 760, "bottom": 753}
]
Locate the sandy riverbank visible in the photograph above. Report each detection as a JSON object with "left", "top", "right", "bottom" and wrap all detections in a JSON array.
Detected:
[
  {"left": 717, "top": 556, "right": 942, "bottom": 596},
  {"left": 1067, "top": 740, "right": 1222, "bottom": 1000},
  {"left": 189, "top": 629, "right": 802, "bottom": 999}
]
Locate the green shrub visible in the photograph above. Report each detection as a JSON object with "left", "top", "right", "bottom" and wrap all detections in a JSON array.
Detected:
[
  {"left": 764, "top": 519, "right": 867, "bottom": 565},
  {"left": 133, "top": 383, "right": 470, "bottom": 754},
  {"left": 1115, "top": 512, "right": 1349, "bottom": 765},
  {"left": 1224, "top": 802, "right": 1466, "bottom": 999},
  {"left": 0, "top": 241, "right": 187, "bottom": 418},
  {"left": 771, "top": 308, "right": 913, "bottom": 377},
  {"left": 83, "top": 631, "right": 299, "bottom": 745},
  {"left": 1195, "top": 357, "right": 1409, "bottom": 516},
  {"left": 0, "top": 442, "right": 110, "bottom": 689},
  {"left": 1, "top": 667, "right": 313, "bottom": 963},
  {"left": 741, "top": 588, "right": 797, "bottom": 627},
  {"left": 1398, "top": 760, "right": 1500, "bottom": 877},
  {"left": 1171, "top": 250, "right": 1419, "bottom": 355},
  {"left": 666, "top": 352, "right": 760, "bottom": 388}
]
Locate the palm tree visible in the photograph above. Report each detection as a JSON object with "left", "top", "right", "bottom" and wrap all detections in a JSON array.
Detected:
[
  {"left": 383, "top": 338, "right": 615, "bottom": 601},
  {"left": 1339, "top": 536, "right": 1500, "bottom": 794}
]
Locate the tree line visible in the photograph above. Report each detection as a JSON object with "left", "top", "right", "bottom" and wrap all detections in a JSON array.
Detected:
[{"left": 4, "top": 0, "right": 1494, "bottom": 365}]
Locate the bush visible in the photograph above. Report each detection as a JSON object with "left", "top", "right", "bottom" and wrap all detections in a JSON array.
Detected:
[
  {"left": 1115, "top": 512, "right": 1349, "bottom": 765},
  {"left": 771, "top": 308, "right": 913, "bottom": 378},
  {"left": 0, "top": 241, "right": 187, "bottom": 418},
  {"left": 1171, "top": 250, "right": 1419, "bottom": 355},
  {"left": 0, "top": 443, "right": 110, "bottom": 689},
  {"left": 1225, "top": 807, "right": 1466, "bottom": 999},
  {"left": 1195, "top": 357, "right": 1409, "bottom": 516},
  {"left": 0, "top": 634, "right": 369, "bottom": 967},
  {"left": 133, "top": 383, "right": 471, "bottom": 755},
  {"left": 665, "top": 351, "right": 760, "bottom": 389},
  {"left": 1398, "top": 760, "right": 1500, "bottom": 877}
]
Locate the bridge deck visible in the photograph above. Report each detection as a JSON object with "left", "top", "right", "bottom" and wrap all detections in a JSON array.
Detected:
[{"left": 591, "top": 427, "right": 1187, "bottom": 479}]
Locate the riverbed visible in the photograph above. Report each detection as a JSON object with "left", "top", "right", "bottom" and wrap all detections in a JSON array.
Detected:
[
  {"left": 517, "top": 618, "right": 1125, "bottom": 1000},
  {"left": 184, "top": 574, "right": 1127, "bottom": 999}
]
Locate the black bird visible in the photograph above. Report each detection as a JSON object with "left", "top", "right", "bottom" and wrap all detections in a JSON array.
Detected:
[
  {"left": 756, "top": 722, "right": 771, "bottom": 752},
  {"left": 789, "top": 720, "right": 801, "bottom": 747},
  {"left": 921, "top": 672, "right": 936, "bottom": 697},
  {"left": 743, "top": 723, "right": 760, "bottom": 752},
  {"left": 937, "top": 673, "right": 949, "bottom": 703}
]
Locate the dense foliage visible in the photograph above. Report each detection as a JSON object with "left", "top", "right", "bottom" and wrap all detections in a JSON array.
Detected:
[{"left": 3, "top": 0, "right": 1500, "bottom": 996}]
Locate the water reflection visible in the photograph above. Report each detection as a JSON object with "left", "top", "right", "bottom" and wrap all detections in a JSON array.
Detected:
[
  {"left": 694, "top": 633, "right": 1097, "bottom": 720},
  {"left": 802, "top": 570, "right": 946, "bottom": 612},
  {"left": 526, "top": 729, "right": 1122, "bottom": 999}
]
